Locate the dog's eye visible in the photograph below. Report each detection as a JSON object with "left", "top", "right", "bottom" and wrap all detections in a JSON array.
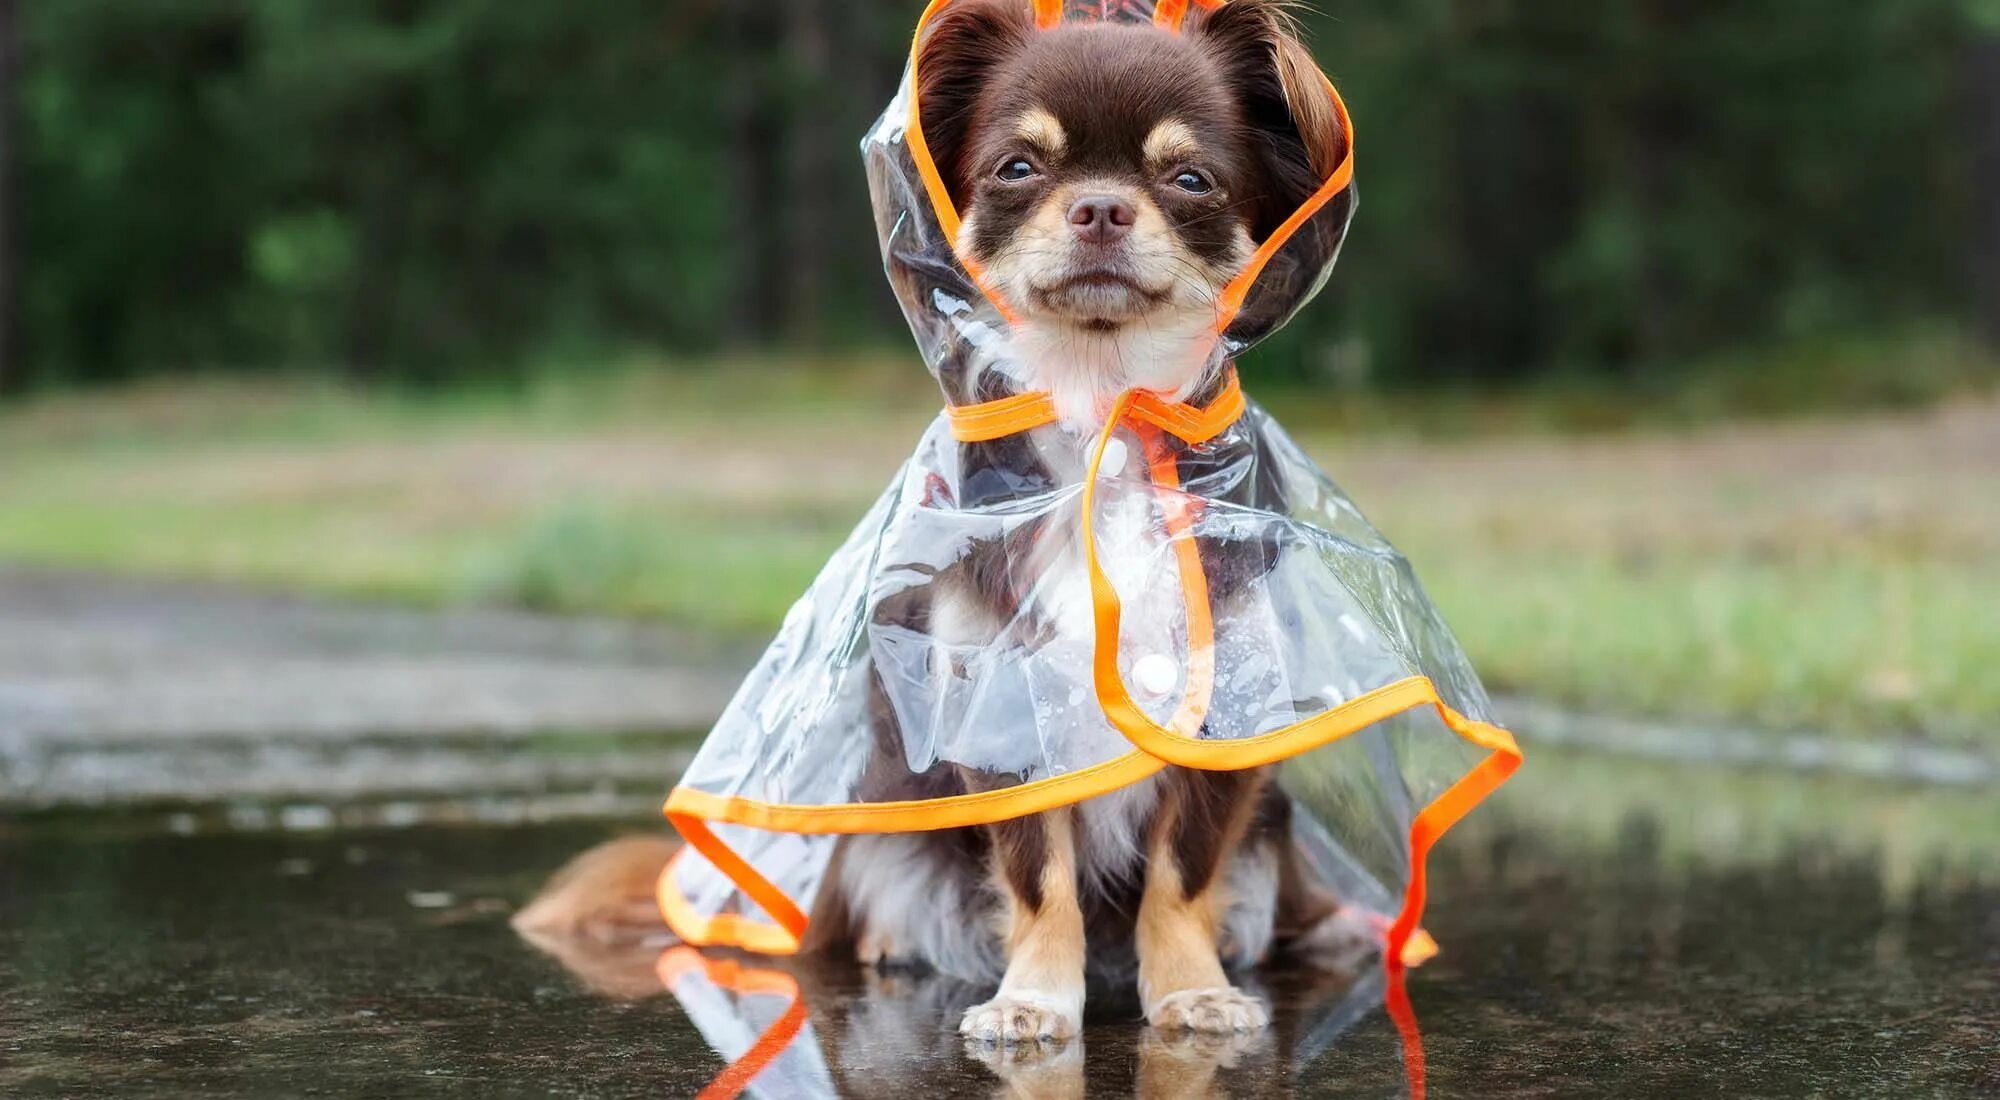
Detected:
[
  {"left": 996, "top": 159, "right": 1039, "bottom": 183},
  {"left": 1172, "top": 170, "right": 1212, "bottom": 195}
]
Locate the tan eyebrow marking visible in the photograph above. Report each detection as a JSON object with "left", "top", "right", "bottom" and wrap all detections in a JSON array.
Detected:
[
  {"left": 1144, "top": 119, "right": 1200, "bottom": 166},
  {"left": 1015, "top": 107, "right": 1067, "bottom": 158}
]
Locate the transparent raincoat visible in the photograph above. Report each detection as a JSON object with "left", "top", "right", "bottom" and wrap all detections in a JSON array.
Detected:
[{"left": 658, "top": 0, "right": 1522, "bottom": 972}]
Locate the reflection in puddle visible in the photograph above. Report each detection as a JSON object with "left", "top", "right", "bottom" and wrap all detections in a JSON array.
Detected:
[
  {"left": 521, "top": 935, "right": 1426, "bottom": 1099},
  {"left": 657, "top": 950, "right": 819, "bottom": 1099},
  {"left": 6, "top": 750, "right": 1994, "bottom": 1095}
]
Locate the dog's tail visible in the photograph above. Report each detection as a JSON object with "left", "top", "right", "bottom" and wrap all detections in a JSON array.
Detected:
[{"left": 512, "top": 835, "right": 676, "bottom": 943}]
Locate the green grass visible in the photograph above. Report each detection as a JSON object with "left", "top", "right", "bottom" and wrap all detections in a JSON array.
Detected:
[
  {"left": 1411, "top": 549, "right": 1998, "bottom": 745},
  {"left": 458, "top": 503, "right": 848, "bottom": 632},
  {"left": 1, "top": 354, "right": 1995, "bottom": 747}
]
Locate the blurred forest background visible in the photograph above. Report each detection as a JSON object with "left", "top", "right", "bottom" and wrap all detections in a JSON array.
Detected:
[{"left": 1, "top": 0, "right": 1998, "bottom": 396}]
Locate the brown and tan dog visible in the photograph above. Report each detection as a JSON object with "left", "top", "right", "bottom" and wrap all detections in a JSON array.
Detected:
[{"left": 521, "top": 0, "right": 1370, "bottom": 1046}]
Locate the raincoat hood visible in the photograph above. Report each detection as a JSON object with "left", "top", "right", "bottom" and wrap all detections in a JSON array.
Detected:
[
  {"left": 657, "top": 0, "right": 1521, "bottom": 976},
  {"left": 872, "top": 0, "right": 1357, "bottom": 410}
]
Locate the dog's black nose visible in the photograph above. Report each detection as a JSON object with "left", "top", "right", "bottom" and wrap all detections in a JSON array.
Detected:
[{"left": 1067, "top": 195, "right": 1136, "bottom": 244}]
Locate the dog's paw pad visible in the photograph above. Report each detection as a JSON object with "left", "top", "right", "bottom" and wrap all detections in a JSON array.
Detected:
[
  {"left": 1147, "top": 987, "right": 1269, "bottom": 1033},
  {"left": 958, "top": 994, "right": 1080, "bottom": 1043}
]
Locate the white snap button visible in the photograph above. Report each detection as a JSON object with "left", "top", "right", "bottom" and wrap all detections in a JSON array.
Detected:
[
  {"left": 1098, "top": 438, "right": 1127, "bottom": 478},
  {"left": 1134, "top": 653, "right": 1177, "bottom": 697}
]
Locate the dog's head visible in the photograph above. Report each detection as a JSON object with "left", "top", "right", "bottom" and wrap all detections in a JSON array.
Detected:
[{"left": 917, "top": 0, "right": 1344, "bottom": 419}]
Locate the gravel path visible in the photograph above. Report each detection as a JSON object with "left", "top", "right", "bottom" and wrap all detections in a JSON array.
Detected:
[{"left": 0, "top": 569, "right": 748, "bottom": 809}]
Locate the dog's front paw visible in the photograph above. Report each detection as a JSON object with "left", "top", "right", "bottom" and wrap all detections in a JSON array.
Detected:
[
  {"left": 959, "top": 993, "right": 1081, "bottom": 1043},
  {"left": 1146, "top": 987, "right": 1269, "bottom": 1033}
]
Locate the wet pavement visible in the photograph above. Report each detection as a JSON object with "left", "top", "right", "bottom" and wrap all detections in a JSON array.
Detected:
[
  {"left": 0, "top": 569, "right": 741, "bottom": 784},
  {"left": 3, "top": 749, "right": 1996, "bottom": 1097}
]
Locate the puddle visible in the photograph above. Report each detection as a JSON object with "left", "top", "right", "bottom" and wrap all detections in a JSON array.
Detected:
[{"left": 2, "top": 749, "right": 1996, "bottom": 1096}]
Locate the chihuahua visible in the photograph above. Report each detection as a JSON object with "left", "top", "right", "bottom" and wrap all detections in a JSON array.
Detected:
[{"left": 518, "top": 0, "right": 1365, "bottom": 1046}]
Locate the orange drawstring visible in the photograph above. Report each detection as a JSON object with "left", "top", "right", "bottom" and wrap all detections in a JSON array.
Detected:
[{"left": 947, "top": 368, "right": 1245, "bottom": 444}]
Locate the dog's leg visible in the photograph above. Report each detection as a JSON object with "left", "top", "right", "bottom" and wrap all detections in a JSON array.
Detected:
[
  {"left": 959, "top": 810, "right": 1085, "bottom": 1043},
  {"left": 1262, "top": 790, "right": 1381, "bottom": 971},
  {"left": 1138, "top": 768, "right": 1270, "bottom": 1032},
  {"left": 1273, "top": 828, "right": 1377, "bottom": 971}
]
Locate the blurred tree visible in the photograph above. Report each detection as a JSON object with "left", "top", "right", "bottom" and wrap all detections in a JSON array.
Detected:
[
  {"left": 0, "top": 0, "right": 19, "bottom": 395},
  {"left": 1968, "top": 5, "right": 2000, "bottom": 347},
  {"left": 5, "top": 0, "right": 1990, "bottom": 390},
  {"left": 1626, "top": 0, "right": 1700, "bottom": 369},
  {"left": 780, "top": 0, "right": 833, "bottom": 344},
  {"left": 722, "top": 0, "right": 781, "bottom": 346}
]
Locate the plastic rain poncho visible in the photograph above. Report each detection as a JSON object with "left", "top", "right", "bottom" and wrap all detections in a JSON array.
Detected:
[{"left": 658, "top": 0, "right": 1523, "bottom": 973}]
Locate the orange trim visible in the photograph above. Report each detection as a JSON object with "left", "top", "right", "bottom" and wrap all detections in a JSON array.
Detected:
[
  {"left": 1140, "top": 424, "right": 1214, "bottom": 738},
  {"left": 905, "top": 0, "right": 964, "bottom": 244},
  {"left": 944, "top": 388, "right": 1060, "bottom": 442},
  {"left": 657, "top": 847, "right": 799, "bottom": 955},
  {"left": 668, "top": 747, "right": 1168, "bottom": 836},
  {"left": 946, "top": 367, "right": 1245, "bottom": 443},
  {"left": 1386, "top": 729, "right": 1522, "bottom": 974},
  {"left": 1033, "top": 0, "right": 1063, "bottom": 29},
  {"left": 1215, "top": 69, "right": 1356, "bottom": 331},
  {"left": 1129, "top": 369, "right": 1244, "bottom": 444},
  {"left": 904, "top": 0, "right": 1023, "bottom": 327},
  {"left": 664, "top": 678, "right": 1509, "bottom": 831},
  {"left": 661, "top": 820, "right": 810, "bottom": 955},
  {"left": 1402, "top": 926, "right": 1440, "bottom": 967},
  {"left": 659, "top": 675, "right": 1515, "bottom": 968},
  {"left": 656, "top": 947, "right": 811, "bottom": 1100}
]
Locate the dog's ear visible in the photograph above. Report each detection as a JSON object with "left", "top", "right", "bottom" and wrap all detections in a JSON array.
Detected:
[
  {"left": 916, "top": 0, "right": 1036, "bottom": 207},
  {"left": 1195, "top": 0, "right": 1346, "bottom": 238}
]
